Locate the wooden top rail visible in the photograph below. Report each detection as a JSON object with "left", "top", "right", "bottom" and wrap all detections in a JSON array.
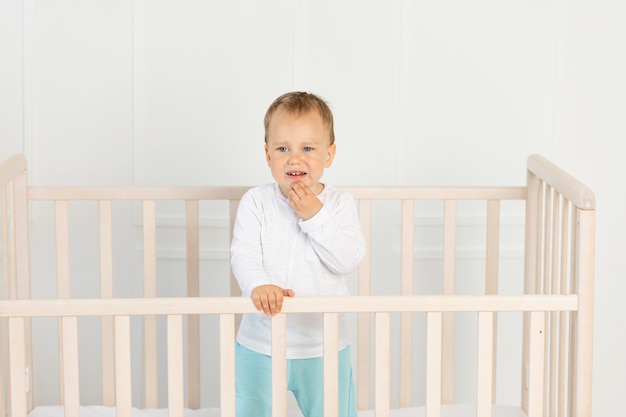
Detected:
[
  {"left": 27, "top": 185, "right": 527, "bottom": 201},
  {"left": 0, "top": 294, "right": 577, "bottom": 317},
  {"left": 527, "top": 153, "right": 595, "bottom": 210},
  {"left": 0, "top": 154, "right": 27, "bottom": 186}
]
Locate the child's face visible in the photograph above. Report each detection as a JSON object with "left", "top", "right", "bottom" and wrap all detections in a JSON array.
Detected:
[{"left": 265, "top": 108, "right": 336, "bottom": 197}]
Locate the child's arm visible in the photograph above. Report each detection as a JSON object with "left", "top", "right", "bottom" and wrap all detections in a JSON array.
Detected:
[{"left": 297, "top": 188, "right": 366, "bottom": 275}]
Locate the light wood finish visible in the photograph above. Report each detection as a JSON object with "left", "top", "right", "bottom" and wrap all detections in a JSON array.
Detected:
[
  {"left": 142, "top": 200, "right": 159, "bottom": 408},
  {"left": 426, "top": 312, "right": 442, "bottom": 417},
  {"left": 375, "top": 313, "right": 391, "bottom": 417},
  {"left": 167, "top": 315, "right": 185, "bottom": 417},
  {"left": 399, "top": 200, "right": 414, "bottom": 408},
  {"left": 356, "top": 199, "right": 371, "bottom": 410},
  {"left": 219, "top": 314, "right": 236, "bottom": 417},
  {"left": 99, "top": 201, "right": 116, "bottom": 406},
  {"left": 477, "top": 312, "right": 495, "bottom": 417},
  {"left": 441, "top": 200, "right": 456, "bottom": 404},
  {"left": 115, "top": 316, "right": 132, "bottom": 417},
  {"left": 61, "top": 316, "right": 80, "bottom": 417},
  {"left": 8, "top": 318, "right": 27, "bottom": 417},
  {"left": 55, "top": 200, "right": 70, "bottom": 404},
  {"left": 186, "top": 200, "right": 201, "bottom": 409},
  {"left": 271, "top": 314, "right": 287, "bottom": 417},
  {"left": 526, "top": 154, "right": 595, "bottom": 210},
  {"left": 0, "top": 153, "right": 596, "bottom": 417},
  {"left": 323, "top": 313, "right": 339, "bottom": 417}
]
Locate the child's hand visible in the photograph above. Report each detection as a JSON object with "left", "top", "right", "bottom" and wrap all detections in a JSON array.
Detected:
[
  {"left": 288, "top": 182, "right": 323, "bottom": 220},
  {"left": 251, "top": 284, "right": 295, "bottom": 316}
]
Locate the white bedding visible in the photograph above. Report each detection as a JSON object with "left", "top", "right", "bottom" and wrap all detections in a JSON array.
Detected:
[{"left": 28, "top": 404, "right": 528, "bottom": 417}]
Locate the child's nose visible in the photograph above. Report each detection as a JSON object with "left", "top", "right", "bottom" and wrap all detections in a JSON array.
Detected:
[{"left": 288, "top": 150, "right": 302, "bottom": 163}]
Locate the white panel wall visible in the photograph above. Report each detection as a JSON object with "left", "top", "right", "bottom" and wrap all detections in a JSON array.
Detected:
[{"left": 1, "top": 0, "right": 625, "bottom": 414}]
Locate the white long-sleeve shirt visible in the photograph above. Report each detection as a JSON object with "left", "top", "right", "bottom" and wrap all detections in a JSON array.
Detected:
[{"left": 230, "top": 183, "right": 366, "bottom": 358}]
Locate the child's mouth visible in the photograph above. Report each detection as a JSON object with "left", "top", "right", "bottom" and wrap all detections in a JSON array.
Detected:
[{"left": 287, "top": 171, "right": 306, "bottom": 177}]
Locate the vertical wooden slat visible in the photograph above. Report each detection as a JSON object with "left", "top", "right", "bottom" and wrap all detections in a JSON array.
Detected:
[
  {"left": 12, "top": 166, "right": 33, "bottom": 410},
  {"left": 357, "top": 200, "right": 371, "bottom": 410},
  {"left": 549, "top": 191, "right": 561, "bottom": 417},
  {"left": 528, "top": 312, "right": 546, "bottom": 417},
  {"left": 99, "top": 200, "right": 115, "bottom": 406},
  {"left": 399, "top": 200, "right": 413, "bottom": 407},
  {"left": 220, "top": 314, "right": 236, "bottom": 417},
  {"left": 522, "top": 171, "right": 542, "bottom": 413},
  {"left": 1, "top": 186, "right": 10, "bottom": 299},
  {"left": 62, "top": 316, "right": 80, "bottom": 417},
  {"left": 375, "top": 313, "right": 390, "bottom": 417},
  {"left": 0, "top": 187, "right": 9, "bottom": 416},
  {"left": 558, "top": 199, "right": 570, "bottom": 416},
  {"left": 541, "top": 186, "right": 552, "bottom": 415},
  {"left": 426, "top": 312, "right": 442, "bottom": 417},
  {"left": 142, "top": 201, "right": 158, "bottom": 408},
  {"left": 441, "top": 200, "right": 456, "bottom": 403},
  {"left": 167, "top": 315, "right": 184, "bottom": 417},
  {"left": 8, "top": 318, "right": 27, "bottom": 417},
  {"left": 186, "top": 200, "right": 200, "bottom": 409},
  {"left": 323, "top": 313, "right": 339, "bottom": 417},
  {"left": 271, "top": 314, "right": 287, "bottom": 417},
  {"left": 115, "top": 316, "right": 132, "bottom": 417},
  {"left": 55, "top": 200, "right": 70, "bottom": 404},
  {"left": 485, "top": 200, "right": 500, "bottom": 402},
  {"left": 477, "top": 312, "right": 494, "bottom": 417}
]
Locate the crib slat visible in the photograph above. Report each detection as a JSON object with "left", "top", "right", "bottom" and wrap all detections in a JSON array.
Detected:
[
  {"left": 186, "top": 200, "right": 201, "bottom": 409},
  {"left": 99, "top": 201, "right": 115, "bottom": 406},
  {"left": 167, "top": 315, "right": 184, "bottom": 417},
  {"left": 400, "top": 200, "right": 413, "bottom": 408},
  {"left": 142, "top": 201, "right": 158, "bottom": 408},
  {"left": 442, "top": 200, "right": 456, "bottom": 404},
  {"left": 570, "top": 208, "right": 595, "bottom": 417},
  {"left": 549, "top": 190, "right": 561, "bottom": 417},
  {"left": 522, "top": 171, "right": 543, "bottom": 412},
  {"left": 426, "top": 312, "right": 442, "bottom": 417},
  {"left": 55, "top": 200, "right": 70, "bottom": 404},
  {"left": 219, "top": 314, "right": 236, "bottom": 417},
  {"left": 557, "top": 199, "right": 570, "bottom": 415},
  {"left": 115, "top": 316, "right": 132, "bottom": 417},
  {"left": 485, "top": 200, "right": 500, "bottom": 403},
  {"left": 271, "top": 314, "right": 287, "bottom": 417},
  {"left": 375, "top": 313, "right": 391, "bottom": 417},
  {"left": 357, "top": 199, "right": 371, "bottom": 410},
  {"left": 477, "top": 312, "right": 494, "bottom": 417},
  {"left": 62, "top": 316, "right": 80, "bottom": 417},
  {"left": 323, "top": 313, "right": 339, "bottom": 417},
  {"left": 528, "top": 311, "right": 546, "bottom": 417},
  {"left": 1, "top": 187, "right": 10, "bottom": 417},
  {"left": 8, "top": 317, "right": 27, "bottom": 417}
]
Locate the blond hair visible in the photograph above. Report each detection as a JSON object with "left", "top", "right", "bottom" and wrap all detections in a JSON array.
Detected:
[{"left": 263, "top": 91, "right": 335, "bottom": 145}]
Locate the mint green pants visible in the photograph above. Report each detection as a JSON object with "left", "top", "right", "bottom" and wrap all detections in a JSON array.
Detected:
[{"left": 235, "top": 343, "right": 357, "bottom": 417}]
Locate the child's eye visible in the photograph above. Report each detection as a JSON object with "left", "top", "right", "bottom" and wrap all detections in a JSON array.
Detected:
[
  {"left": 277, "top": 146, "right": 288, "bottom": 152},
  {"left": 303, "top": 146, "right": 314, "bottom": 152}
]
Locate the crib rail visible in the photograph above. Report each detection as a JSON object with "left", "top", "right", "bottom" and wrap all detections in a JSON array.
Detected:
[
  {"left": 1, "top": 294, "right": 576, "bottom": 417},
  {"left": 0, "top": 153, "right": 595, "bottom": 417},
  {"left": 524, "top": 154, "right": 595, "bottom": 417}
]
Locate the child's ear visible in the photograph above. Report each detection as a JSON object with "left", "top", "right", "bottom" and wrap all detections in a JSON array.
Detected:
[
  {"left": 325, "top": 143, "right": 336, "bottom": 168},
  {"left": 265, "top": 144, "right": 271, "bottom": 165}
]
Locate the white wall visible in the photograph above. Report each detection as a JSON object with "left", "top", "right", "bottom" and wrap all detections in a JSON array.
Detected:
[{"left": 1, "top": 0, "right": 624, "bottom": 414}]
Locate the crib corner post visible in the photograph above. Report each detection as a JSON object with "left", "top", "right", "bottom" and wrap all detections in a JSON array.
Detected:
[{"left": 569, "top": 208, "right": 595, "bottom": 417}]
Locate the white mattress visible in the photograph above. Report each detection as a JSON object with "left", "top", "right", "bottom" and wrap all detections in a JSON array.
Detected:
[{"left": 29, "top": 404, "right": 528, "bottom": 417}]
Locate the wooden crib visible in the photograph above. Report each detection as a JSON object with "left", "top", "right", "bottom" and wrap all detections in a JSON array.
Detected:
[{"left": 0, "top": 154, "right": 595, "bottom": 417}]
